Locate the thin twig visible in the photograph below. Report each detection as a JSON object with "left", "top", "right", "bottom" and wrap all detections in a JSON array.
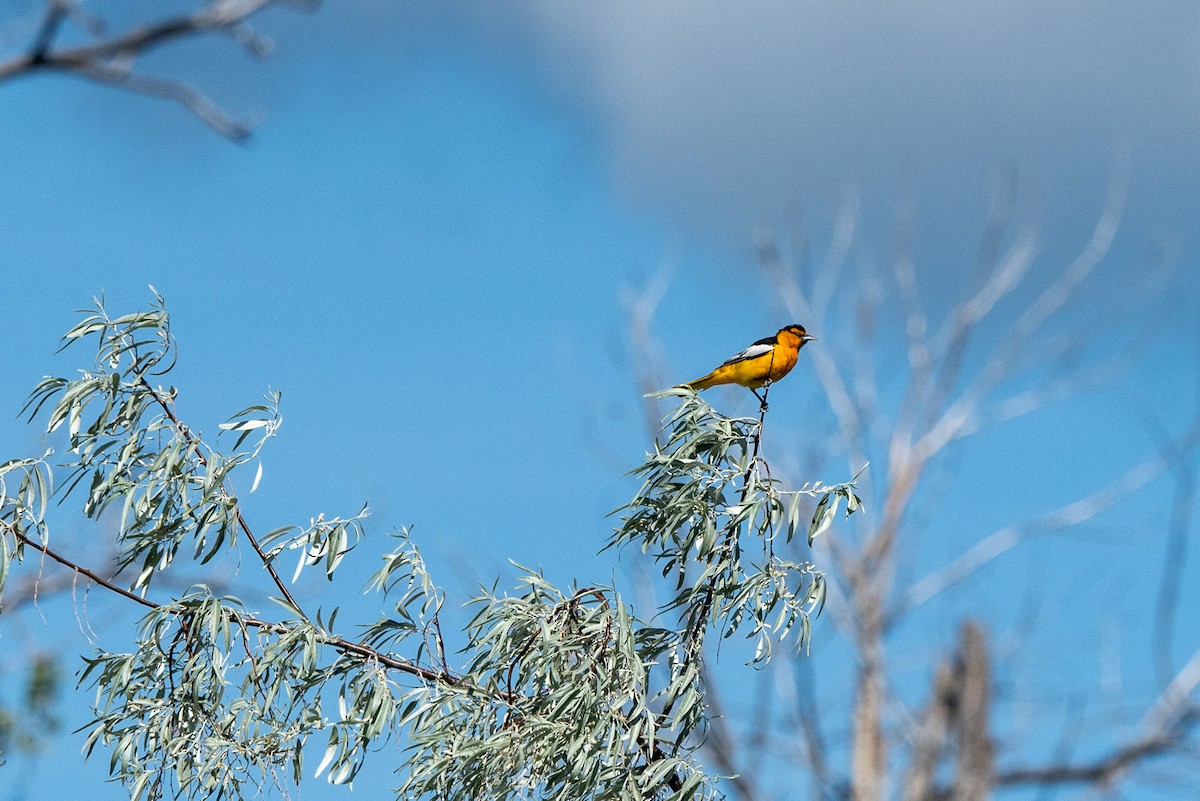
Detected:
[
  {"left": 1125, "top": 393, "right": 1200, "bottom": 690},
  {"left": 890, "top": 209, "right": 934, "bottom": 460},
  {"left": 917, "top": 168, "right": 1127, "bottom": 464},
  {"left": 681, "top": 385, "right": 770, "bottom": 663},
  {"left": 895, "top": 414, "right": 1200, "bottom": 622},
  {"left": 792, "top": 654, "right": 836, "bottom": 800},
  {"left": 0, "top": 0, "right": 292, "bottom": 139},
  {"left": 75, "top": 64, "right": 252, "bottom": 140},
  {"left": 0, "top": 0, "right": 278, "bottom": 78},
  {"left": 138, "top": 375, "right": 308, "bottom": 621},
  {"left": 9, "top": 527, "right": 157, "bottom": 610},
  {"left": 28, "top": 0, "right": 69, "bottom": 64},
  {"left": 5, "top": 521, "right": 465, "bottom": 688},
  {"left": 997, "top": 711, "right": 1199, "bottom": 788},
  {"left": 759, "top": 235, "right": 867, "bottom": 473},
  {"left": 622, "top": 265, "right": 674, "bottom": 446}
]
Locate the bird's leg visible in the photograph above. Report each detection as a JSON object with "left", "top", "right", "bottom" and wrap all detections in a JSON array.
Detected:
[{"left": 751, "top": 382, "right": 770, "bottom": 412}]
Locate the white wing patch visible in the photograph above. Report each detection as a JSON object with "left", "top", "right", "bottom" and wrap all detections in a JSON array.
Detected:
[{"left": 722, "top": 342, "right": 773, "bottom": 366}]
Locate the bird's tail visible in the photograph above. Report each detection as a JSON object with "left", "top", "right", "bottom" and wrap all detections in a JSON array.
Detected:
[{"left": 676, "top": 372, "right": 717, "bottom": 391}]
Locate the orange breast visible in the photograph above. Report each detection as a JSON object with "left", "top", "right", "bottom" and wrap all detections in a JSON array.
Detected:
[{"left": 765, "top": 346, "right": 799, "bottom": 383}]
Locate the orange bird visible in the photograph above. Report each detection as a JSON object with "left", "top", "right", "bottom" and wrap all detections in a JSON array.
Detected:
[{"left": 679, "top": 324, "right": 815, "bottom": 407}]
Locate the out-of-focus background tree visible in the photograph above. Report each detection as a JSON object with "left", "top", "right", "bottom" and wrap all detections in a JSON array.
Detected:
[{"left": 2, "top": 2, "right": 1199, "bottom": 799}]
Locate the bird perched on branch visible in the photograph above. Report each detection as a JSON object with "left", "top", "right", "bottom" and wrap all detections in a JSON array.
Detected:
[{"left": 677, "top": 324, "right": 815, "bottom": 409}]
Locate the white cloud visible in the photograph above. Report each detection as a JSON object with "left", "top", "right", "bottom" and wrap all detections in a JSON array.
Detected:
[{"left": 511, "top": 0, "right": 1200, "bottom": 240}]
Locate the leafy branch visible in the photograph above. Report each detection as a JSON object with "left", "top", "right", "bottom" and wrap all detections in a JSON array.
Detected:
[{"left": 0, "top": 293, "right": 863, "bottom": 800}]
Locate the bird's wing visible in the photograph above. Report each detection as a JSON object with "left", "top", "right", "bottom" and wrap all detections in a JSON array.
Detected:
[{"left": 719, "top": 337, "right": 775, "bottom": 366}]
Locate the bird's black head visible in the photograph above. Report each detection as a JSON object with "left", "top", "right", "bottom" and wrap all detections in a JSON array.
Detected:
[{"left": 782, "top": 324, "right": 816, "bottom": 344}]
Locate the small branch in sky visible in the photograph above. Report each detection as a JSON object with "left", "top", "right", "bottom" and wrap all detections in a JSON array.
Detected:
[
  {"left": 137, "top": 375, "right": 306, "bottom": 620},
  {"left": 894, "top": 413, "right": 1200, "bottom": 624},
  {"left": 8, "top": 526, "right": 157, "bottom": 610},
  {"left": 27, "top": 0, "right": 68, "bottom": 64},
  {"left": 3, "top": 520, "right": 467, "bottom": 689},
  {"left": 0, "top": 0, "right": 306, "bottom": 140},
  {"left": 76, "top": 64, "right": 254, "bottom": 140},
  {"left": 996, "top": 708, "right": 1199, "bottom": 789}
]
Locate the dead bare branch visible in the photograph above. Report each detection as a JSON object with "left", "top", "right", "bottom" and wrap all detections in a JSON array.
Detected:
[
  {"left": 759, "top": 219, "right": 868, "bottom": 473},
  {"left": 954, "top": 624, "right": 993, "bottom": 801},
  {"left": 791, "top": 656, "right": 838, "bottom": 801},
  {"left": 997, "top": 708, "right": 1199, "bottom": 789},
  {"left": 890, "top": 210, "right": 934, "bottom": 459},
  {"left": 1125, "top": 393, "right": 1200, "bottom": 690},
  {"left": 76, "top": 63, "right": 254, "bottom": 139},
  {"left": 0, "top": 0, "right": 308, "bottom": 140},
  {"left": 919, "top": 168, "right": 1128, "bottom": 462},
  {"left": 897, "top": 414, "right": 1200, "bottom": 620},
  {"left": 900, "top": 623, "right": 993, "bottom": 801}
]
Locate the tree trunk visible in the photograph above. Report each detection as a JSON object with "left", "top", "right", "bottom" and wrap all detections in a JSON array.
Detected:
[
  {"left": 953, "top": 623, "right": 993, "bottom": 801},
  {"left": 900, "top": 621, "right": 994, "bottom": 801},
  {"left": 852, "top": 598, "right": 887, "bottom": 801}
]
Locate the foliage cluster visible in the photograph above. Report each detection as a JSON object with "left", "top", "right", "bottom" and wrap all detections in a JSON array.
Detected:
[{"left": 0, "top": 295, "right": 861, "bottom": 800}]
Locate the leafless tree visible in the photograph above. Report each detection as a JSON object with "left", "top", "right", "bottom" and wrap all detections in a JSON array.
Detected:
[{"left": 626, "top": 171, "right": 1200, "bottom": 800}]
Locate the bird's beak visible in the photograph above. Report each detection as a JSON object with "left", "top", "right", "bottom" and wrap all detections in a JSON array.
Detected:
[{"left": 802, "top": 335, "right": 817, "bottom": 343}]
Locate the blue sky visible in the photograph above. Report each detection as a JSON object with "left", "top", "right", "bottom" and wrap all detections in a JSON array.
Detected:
[{"left": 2, "top": 2, "right": 1199, "bottom": 798}]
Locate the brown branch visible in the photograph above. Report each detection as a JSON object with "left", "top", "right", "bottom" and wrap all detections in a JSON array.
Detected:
[
  {"left": 999, "top": 642, "right": 1200, "bottom": 790},
  {"left": 138, "top": 375, "right": 307, "bottom": 622},
  {"left": 0, "top": 567, "right": 82, "bottom": 614},
  {"left": 5, "top": 521, "right": 463, "bottom": 688},
  {"left": 658, "top": 392, "right": 774, "bottom": 798},
  {"left": 850, "top": 636, "right": 886, "bottom": 801},
  {"left": 680, "top": 391, "right": 770, "bottom": 665},
  {"left": 10, "top": 527, "right": 157, "bottom": 610},
  {"left": 0, "top": 0, "right": 295, "bottom": 140},
  {"left": 27, "top": 0, "right": 69, "bottom": 64},
  {"left": 2, "top": 0, "right": 278, "bottom": 76},
  {"left": 996, "top": 715, "right": 1197, "bottom": 788},
  {"left": 953, "top": 624, "right": 992, "bottom": 801},
  {"left": 900, "top": 624, "right": 993, "bottom": 801}
]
